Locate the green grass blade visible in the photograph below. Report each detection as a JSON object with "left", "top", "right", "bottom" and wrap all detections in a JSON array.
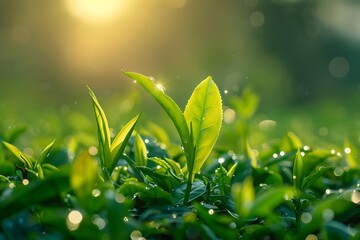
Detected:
[
  {"left": 110, "top": 113, "right": 141, "bottom": 172},
  {"left": 123, "top": 71, "right": 190, "bottom": 157},
  {"left": 184, "top": 76, "right": 223, "bottom": 180},
  {"left": 88, "top": 87, "right": 112, "bottom": 170},
  {"left": 36, "top": 139, "right": 56, "bottom": 167},
  {"left": 2, "top": 141, "right": 33, "bottom": 169}
]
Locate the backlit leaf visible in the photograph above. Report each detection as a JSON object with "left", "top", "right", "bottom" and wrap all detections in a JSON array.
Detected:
[
  {"left": 36, "top": 139, "right": 56, "bottom": 167},
  {"left": 88, "top": 87, "right": 112, "bottom": 170},
  {"left": 293, "top": 149, "right": 303, "bottom": 190},
  {"left": 110, "top": 113, "right": 141, "bottom": 172},
  {"left": 231, "top": 176, "right": 255, "bottom": 217},
  {"left": 2, "top": 141, "right": 33, "bottom": 169},
  {"left": 124, "top": 72, "right": 190, "bottom": 158},
  {"left": 134, "top": 134, "right": 147, "bottom": 167},
  {"left": 184, "top": 77, "right": 222, "bottom": 180},
  {"left": 70, "top": 151, "right": 100, "bottom": 199}
]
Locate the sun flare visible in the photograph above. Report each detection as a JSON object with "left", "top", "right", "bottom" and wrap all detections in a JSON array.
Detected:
[{"left": 64, "top": 0, "right": 129, "bottom": 25}]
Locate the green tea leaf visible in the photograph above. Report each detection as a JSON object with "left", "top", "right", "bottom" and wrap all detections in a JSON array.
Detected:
[
  {"left": 280, "top": 132, "right": 303, "bottom": 152},
  {"left": 249, "top": 187, "right": 297, "bottom": 217},
  {"left": 344, "top": 138, "right": 358, "bottom": 169},
  {"left": 246, "top": 140, "right": 257, "bottom": 168},
  {"left": 88, "top": 87, "right": 112, "bottom": 171},
  {"left": 301, "top": 166, "right": 333, "bottom": 191},
  {"left": 0, "top": 170, "right": 70, "bottom": 220},
  {"left": 134, "top": 133, "right": 147, "bottom": 167},
  {"left": 172, "top": 180, "right": 207, "bottom": 205},
  {"left": 231, "top": 176, "right": 255, "bottom": 217},
  {"left": 110, "top": 114, "right": 141, "bottom": 172},
  {"left": 184, "top": 77, "right": 222, "bottom": 180},
  {"left": 124, "top": 72, "right": 190, "bottom": 157},
  {"left": 137, "top": 166, "right": 180, "bottom": 191},
  {"left": 2, "top": 141, "right": 33, "bottom": 169},
  {"left": 293, "top": 149, "right": 303, "bottom": 190},
  {"left": 70, "top": 151, "right": 100, "bottom": 199},
  {"left": 36, "top": 139, "right": 56, "bottom": 167},
  {"left": 119, "top": 180, "right": 173, "bottom": 205}
]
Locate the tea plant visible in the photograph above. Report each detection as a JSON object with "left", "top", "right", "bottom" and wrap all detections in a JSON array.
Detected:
[{"left": 0, "top": 71, "right": 359, "bottom": 239}]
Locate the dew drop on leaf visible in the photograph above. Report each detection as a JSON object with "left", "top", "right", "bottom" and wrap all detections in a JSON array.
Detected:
[
  {"left": 218, "top": 157, "right": 225, "bottom": 164},
  {"left": 22, "top": 179, "right": 29, "bottom": 186},
  {"left": 92, "top": 189, "right": 101, "bottom": 197},
  {"left": 351, "top": 190, "right": 360, "bottom": 204},
  {"left": 300, "top": 212, "right": 312, "bottom": 224},
  {"left": 322, "top": 209, "right": 334, "bottom": 221},
  {"left": 344, "top": 147, "right": 351, "bottom": 154}
]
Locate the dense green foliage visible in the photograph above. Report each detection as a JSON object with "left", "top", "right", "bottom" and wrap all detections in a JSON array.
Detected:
[{"left": 0, "top": 72, "right": 359, "bottom": 239}]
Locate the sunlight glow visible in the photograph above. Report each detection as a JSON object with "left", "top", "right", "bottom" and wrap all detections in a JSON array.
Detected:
[{"left": 65, "top": 0, "right": 129, "bottom": 25}]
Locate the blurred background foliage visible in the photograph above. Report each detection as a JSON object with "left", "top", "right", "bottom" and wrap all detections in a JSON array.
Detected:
[{"left": 1, "top": 0, "right": 360, "bottom": 153}]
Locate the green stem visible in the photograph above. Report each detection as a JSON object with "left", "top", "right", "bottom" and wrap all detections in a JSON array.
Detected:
[{"left": 183, "top": 176, "right": 192, "bottom": 205}]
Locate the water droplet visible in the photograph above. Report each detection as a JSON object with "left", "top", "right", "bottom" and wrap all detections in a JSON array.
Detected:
[
  {"left": 88, "top": 146, "right": 98, "bottom": 156},
  {"left": 67, "top": 210, "right": 83, "bottom": 231},
  {"left": 224, "top": 108, "right": 236, "bottom": 124},
  {"left": 259, "top": 120, "right": 277, "bottom": 131},
  {"left": 300, "top": 152, "right": 305, "bottom": 157},
  {"left": 303, "top": 145, "right": 310, "bottom": 151},
  {"left": 172, "top": 213, "right": 177, "bottom": 219},
  {"left": 9, "top": 182, "right": 15, "bottom": 189},
  {"left": 293, "top": 175, "right": 297, "bottom": 180},
  {"left": 208, "top": 209, "right": 214, "bottom": 215},
  {"left": 272, "top": 153, "right": 278, "bottom": 158},
  {"left": 224, "top": 90, "right": 228, "bottom": 94},
  {"left": 330, "top": 149, "right": 336, "bottom": 155},
  {"left": 130, "top": 230, "right": 143, "bottom": 240},
  {"left": 218, "top": 157, "right": 225, "bottom": 164},
  {"left": 305, "top": 234, "right": 318, "bottom": 240},
  {"left": 229, "top": 222, "right": 237, "bottom": 229},
  {"left": 344, "top": 147, "right": 351, "bottom": 154},
  {"left": 144, "top": 139, "right": 149, "bottom": 144},
  {"left": 115, "top": 193, "right": 125, "bottom": 203},
  {"left": 92, "top": 189, "right": 101, "bottom": 197},
  {"left": 133, "top": 80, "right": 137, "bottom": 84},
  {"left": 338, "top": 188, "right": 344, "bottom": 193},
  {"left": 123, "top": 216, "right": 129, "bottom": 223},
  {"left": 156, "top": 83, "right": 165, "bottom": 92},
  {"left": 105, "top": 190, "right": 115, "bottom": 199},
  {"left": 92, "top": 215, "right": 106, "bottom": 230},
  {"left": 148, "top": 76, "right": 155, "bottom": 82},
  {"left": 279, "top": 151, "right": 285, "bottom": 156},
  {"left": 333, "top": 167, "right": 344, "bottom": 177},
  {"left": 322, "top": 209, "right": 334, "bottom": 221},
  {"left": 351, "top": 190, "right": 360, "bottom": 204},
  {"left": 22, "top": 179, "right": 29, "bottom": 186},
  {"left": 301, "top": 212, "right": 312, "bottom": 224}
]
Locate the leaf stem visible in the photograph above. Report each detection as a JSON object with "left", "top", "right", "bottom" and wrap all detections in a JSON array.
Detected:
[{"left": 183, "top": 176, "right": 192, "bottom": 205}]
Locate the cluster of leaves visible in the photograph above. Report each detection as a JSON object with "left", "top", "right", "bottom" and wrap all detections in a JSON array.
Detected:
[{"left": 0, "top": 72, "right": 359, "bottom": 239}]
